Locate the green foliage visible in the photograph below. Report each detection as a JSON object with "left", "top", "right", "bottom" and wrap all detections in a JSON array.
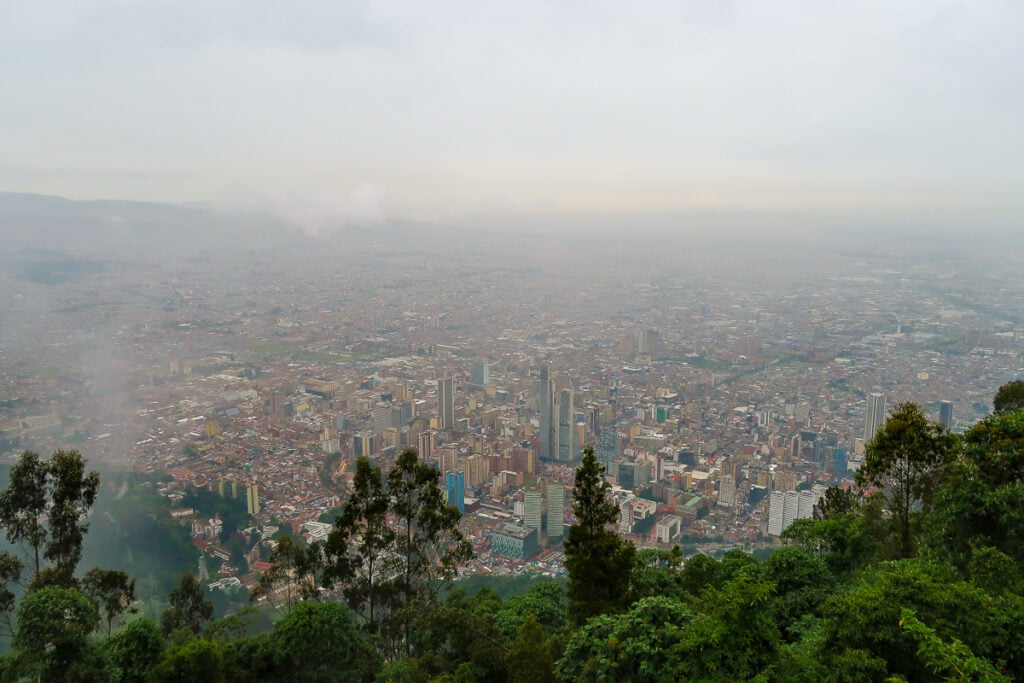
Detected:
[
  {"left": 629, "top": 547, "right": 686, "bottom": 604},
  {"left": 82, "top": 566, "right": 137, "bottom": 636},
  {"left": 161, "top": 572, "right": 213, "bottom": 636},
  {"left": 857, "top": 402, "right": 956, "bottom": 559},
  {"left": 494, "top": 580, "right": 568, "bottom": 643},
  {"left": 271, "top": 601, "right": 380, "bottom": 682},
  {"left": 993, "top": 380, "right": 1024, "bottom": 415},
  {"left": 555, "top": 596, "right": 695, "bottom": 682},
  {"left": 101, "top": 617, "right": 165, "bottom": 683},
  {"left": 506, "top": 614, "right": 555, "bottom": 683},
  {"left": 12, "top": 586, "right": 103, "bottom": 681},
  {"left": 899, "top": 609, "right": 1010, "bottom": 682},
  {"left": 149, "top": 637, "right": 225, "bottom": 683},
  {"left": 325, "top": 449, "right": 472, "bottom": 657},
  {"left": 407, "top": 590, "right": 507, "bottom": 681},
  {"left": 564, "top": 446, "right": 635, "bottom": 625},
  {"left": 323, "top": 456, "right": 397, "bottom": 633},
  {"left": 821, "top": 559, "right": 1021, "bottom": 680},
  {"left": 0, "top": 449, "right": 99, "bottom": 580}
]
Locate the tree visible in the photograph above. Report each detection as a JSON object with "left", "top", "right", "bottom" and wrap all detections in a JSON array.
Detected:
[
  {"left": 12, "top": 586, "right": 103, "bottom": 681},
  {"left": 82, "top": 566, "right": 137, "bottom": 636},
  {"left": 815, "top": 486, "right": 858, "bottom": 519},
  {"left": 856, "top": 403, "right": 956, "bottom": 559},
  {"left": 46, "top": 449, "right": 100, "bottom": 577},
  {"left": 161, "top": 573, "right": 213, "bottom": 636},
  {"left": 149, "top": 638, "right": 224, "bottom": 683},
  {"left": 555, "top": 596, "right": 695, "bottom": 682},
  {"left": 271, "top": 601, "right": 380, "bottom": 682},
  {"left": 506, "top": 614, "right": 554, "bottom": 683},
  {"left": 0, "top": 451, "right": 49, "bottom": 575},
  {"left": 0, "top": 449, "right": 99, "bottom": 581},
  {"left": 564, "top": 445, "right": 635, "bottom": 625},
  {"left": 252, "top": 535, "right": 320, "bottom": 613},
  {"left": 994, "top": 380, "right": 1024, "bottom": 415},
  {"left": 323, "top": 456, "right": 398, "bottom": 634},
  {"left": 386, "top": 448, "right": 473, "bottom": 653},
  {"left": 101, "top": 617, "right": 166, "bottom": 683},
  {"left": 0, "top": 550, "right": 23, "bottom": 636}
]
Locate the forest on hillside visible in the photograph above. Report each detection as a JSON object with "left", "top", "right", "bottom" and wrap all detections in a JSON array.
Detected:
[{"left": 0, "top": 383, "right": 1023, "bottom": 682}]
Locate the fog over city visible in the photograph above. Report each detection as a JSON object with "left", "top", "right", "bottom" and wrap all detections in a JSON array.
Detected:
[{"left": 2, "top": 4, "right": 1024, "bottom": 679}]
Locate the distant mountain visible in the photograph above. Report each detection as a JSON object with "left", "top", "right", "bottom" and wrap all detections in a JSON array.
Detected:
[{"left": 0, "top": 192, "right": 296, "bottom": 256}]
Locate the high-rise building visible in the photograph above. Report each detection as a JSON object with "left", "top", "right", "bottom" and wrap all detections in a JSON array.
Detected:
[
  {"left": 537, "top": 367, "right": 556, "bottom": 461},
  {"left": 557, "top": 387, "right": 575, "bottom": 462},
  {"left": 767, "top": 491, "right": 785, "bottom": 536},
  {"left": 445, "top": 470, "right": 465, "bottom": 514},
  {"left": 783, "top": 490, "right": 800, "bottom": 530},
  {"left": 471, "top": 360, "right": 490, "bottom": 386},
  {"left": 864, "top": 393, "right": 886, "bottom": 443},
  {"left": 939, "top": 400, "right": 953, "bottom": 427},
  {"left": 718, "top": 474, "right": 736, "bottom": 508},
  {"left": 597, "top": 429, "right": 620, "bottom": 465},
  {"left": 546, "top": 483, "right": 564, "bottom": 539},
  {"left": 246, "top": 483, "right": 260, "bottom": 516},
  {"left": 417, "top": 430, "right": 435, "bottom": 462},
  {"left": 524, "top": 489, "right": 542, "bottom": 533},
  {"left": 797, "top": 490, "right": 814, "bottom": 519},
  {"left": 354, "top": 432, "right": 376, "bottom": 458},
  {"left": 438, "top": 377, "right": 455, "bottom": 431}
]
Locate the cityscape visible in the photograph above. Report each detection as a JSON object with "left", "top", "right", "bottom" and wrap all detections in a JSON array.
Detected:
[{"left": 3, "top": 216, "right": 1022, "bottom": 591}]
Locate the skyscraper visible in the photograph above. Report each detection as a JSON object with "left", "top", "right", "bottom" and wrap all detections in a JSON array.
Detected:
[
  {"left": 547, "top": 483, "right": 564, "bottom": 539},
  {"left": 557, "top": 387, "right": 575, "bottom": 462},
  {"left": 864, "top": 392, "right": 886, "bottom": 443},
  {"left": 445, "top": 470, "right": 465, "bottom": 514},
  {"left": 939, "top": 400, "right": 953, "bottom": 427},
  {"left": 246, "top": 483, "right": 260, "bottom": 516},
  {"left": 767, "top": 491, "right": 784, "bottom": 536},
  {"left": 524, "top": 489, "right": 542, "bottom": 533},
  {"left": 471, "top": 360, "right": 490, "bottom": 386},
  {"left": 438, "top": 376, "right": 455, "bottom": 432},
  {"left": 537, "top": 367, "right": 557, "bottom": 461},
  {"left": 417, "top": 430, "right": 435, "bottom": 462}
]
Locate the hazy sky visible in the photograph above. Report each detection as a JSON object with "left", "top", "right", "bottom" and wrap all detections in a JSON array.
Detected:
[{"left": 2, "top": 1, "right": 1022, "bottom": 230}]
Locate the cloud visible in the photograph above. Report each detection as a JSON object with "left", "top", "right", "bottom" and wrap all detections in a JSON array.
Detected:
[{"left": 260, "top": 182, "right": 389, "bottom": 237}]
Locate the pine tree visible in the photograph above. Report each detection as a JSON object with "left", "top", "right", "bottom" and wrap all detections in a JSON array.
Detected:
[{"left": 564, "top": 445, "right": 635, "bottom": 625}]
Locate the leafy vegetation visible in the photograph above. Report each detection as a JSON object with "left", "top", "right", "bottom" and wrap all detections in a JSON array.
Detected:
[{"left": 1, "top": 387, "right": 1024, "bottom": 680}]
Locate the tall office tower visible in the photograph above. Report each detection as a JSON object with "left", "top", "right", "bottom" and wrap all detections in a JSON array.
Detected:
[
  {"left": 864, "top": 393, "right": 886, "bottom": 443},
  {"left": 797, "top": 490, "right": 814, "bottom": 519},
  {"left": 438, "top": 376, "right": 455, "bottom": 431},
  {"left": 557, "top": 387, "right": 575, "bottom": 462},
  {"left": 438, "top": 447, "right": 459, "bottom": 474},
  {"left": 417, "top": 430, "right": 435, "bottom": 462},
  {"left": 246, "top": 483, "right": 260, "bottom": 516},
  {"left": 768, "top": 491, "right": 785, "bottom": 536},
  {"left": 597, "top": 429, "right": 620, "bottom": 465},
  {"left": 783, "top": 490, "right": 800, "bottom": 530},
  {"left": 718, "top": 474, "right": 736, "bottom": 508},
  {"left": 524, "top": 489, "right": 542, "bottom": 533},
  {"left": 939, "top": 400, "right": 953, "bottom": 427},
  {"left": 586, "top": 405, "right": 601, "bottom": 436},
  {"left": 547, "top": 483, "right": 565, "bottom": 539},
  {"left": 472, "top": 360, "right": 490, "bottom": 386},
  {"left": 537, "top": 367, "right": 557, "bottom": 461},
  {"left": 445, "top": 470, "right": 465, "bottom": 514}
]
